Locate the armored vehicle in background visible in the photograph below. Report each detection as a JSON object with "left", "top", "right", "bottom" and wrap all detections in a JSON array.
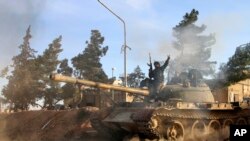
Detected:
[{"left": 50, "top": 71, "right": 250, "bottom": 141}]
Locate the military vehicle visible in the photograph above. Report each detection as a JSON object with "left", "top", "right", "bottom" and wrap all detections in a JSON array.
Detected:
[{"left": 50, "top": 72, "right": 250, "bottom": 141}]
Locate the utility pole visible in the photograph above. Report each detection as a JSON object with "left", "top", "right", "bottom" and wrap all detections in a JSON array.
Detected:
[
  {"left": 97, "top": 0, "right": 130, "bottom": 87},
  {"left": 112, "top": 67, "right": 115, "bottom": 78},
  {"left": 111, "top": 67, "right": 115, "bottom": 100}
]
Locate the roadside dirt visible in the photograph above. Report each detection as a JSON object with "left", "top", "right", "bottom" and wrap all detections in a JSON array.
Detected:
[
  {"left": 0, "top": 107, "right": 104, "bottom": 141},
  {"left": 0, "top": 108, "right": 226, "bottom": 141}
]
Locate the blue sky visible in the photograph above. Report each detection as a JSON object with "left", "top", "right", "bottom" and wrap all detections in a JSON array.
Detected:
[{"left": 0, "top": 0, "right": 250, "bottom": 92}]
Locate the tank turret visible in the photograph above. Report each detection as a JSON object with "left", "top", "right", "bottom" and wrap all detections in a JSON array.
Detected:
[{"left": 50, "top": 73, "right": 215, "bottom": 103}]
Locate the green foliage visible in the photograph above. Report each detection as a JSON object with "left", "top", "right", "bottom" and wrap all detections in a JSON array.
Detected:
[
  {"left": 0, "top": 66, "right": 8, "bottom": 78},
  {"left": 0, "top": 96, "right": 7, "bottom": 104},
  {"left": 57, "top": 59, "right": 76, "bottom": 102},
  {"left": 127, "top": 65, "right": 145, "bottom": 87},
  {"left": 71, "top": 30, "right": 108, "bottom": 82},
  {"left": 57, "top": 59, "right": 73, "bottom": 76},
  {"left": 38, "top": 35, "right": 63, "bottom": 75},
  {"left": 1, "top": 28, "right": 110, "bottom": 110},
  {"left": 172, "top": 9, "right": 216, "bottom": 76},
  {"left": 221, "top": 43, "right": 250, "bottom": 84},
  {"left": 175, "top": 9, "right": 199, "bottom": 28},
  {"left": 37, "top": 35, "right": 63, "bottom": 107},
  {"left": 2, "top": 26, "right": 39, "bottom": 110},
  {"left": 60, "top": 83, "right": 75, "bottom": 99}
]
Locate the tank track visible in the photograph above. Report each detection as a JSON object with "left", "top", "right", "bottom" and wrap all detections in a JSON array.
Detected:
[
  {"left": 91, "top": 106, "right": 250, "bottom": 140},
  {"left": 131, "top": 109, "right": 159, "bottom": 138},
  {"left": 90, "top": 108, "right": 116, "bottom": 138},
  {"left": 90, "top": 107, "right": 127, "bottom": 141},
  {"left": 131, "top": 108, "right": 250, "bottom": 138}
]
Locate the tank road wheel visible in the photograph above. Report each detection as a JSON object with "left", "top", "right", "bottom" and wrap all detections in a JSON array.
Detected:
[
  {"left": 162, "top": 121, "right": 184, "bottom": 141},
  {"left": 207, "top": 120, "right": 221, "bottom": 140},
  {"left": 123, "top": 134, "right": 140, "bottom": 141},
  {"left": 222, "top": 119, "right": 234, "bottom": 140},
  {"left": 208, "top": 120, "right": 221, "bottom": 134},
  {"left": 191, "top": 120, "right": 206, "bottom": 139},
  {"left": 149, "top": 116, "right": 159, "bottom": 129},
  {"left": 236, "top": 118, "right": 247, "bottom": 125}
]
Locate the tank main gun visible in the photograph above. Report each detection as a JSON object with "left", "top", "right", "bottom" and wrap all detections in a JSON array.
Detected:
[{"left": 50, "top": 74, "right": 149, "bottom": 96}]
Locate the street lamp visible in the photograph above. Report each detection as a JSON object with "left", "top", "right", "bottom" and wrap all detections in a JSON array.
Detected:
[
  {"left": 97, "top": 0, "right": 130, "bottom": 87},
  {"left": 112, "top": 67, "right": 116, "bottom": 78}
]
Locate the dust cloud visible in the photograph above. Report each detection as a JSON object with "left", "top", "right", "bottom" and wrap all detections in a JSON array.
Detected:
[
  {"left": 128, "top": 10, "right": 248, "bottom": 78},
  {"left": 127, "top": 19, "right": 216, "bottom": 78},
  {"left": 0, "top": 108, "right": 102, "bottom": 141},
  {"left": 205, "top": 12, "right": 247, "bottom": 60}
]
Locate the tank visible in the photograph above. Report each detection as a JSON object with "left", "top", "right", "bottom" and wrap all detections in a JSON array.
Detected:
[{"left": 50, "top": 73, "right": 250, "bottom": 141}]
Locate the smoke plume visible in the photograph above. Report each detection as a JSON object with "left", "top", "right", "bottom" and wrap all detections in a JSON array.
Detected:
[{"left": 0, "top": 0, "right": 46, "bottom": 71}]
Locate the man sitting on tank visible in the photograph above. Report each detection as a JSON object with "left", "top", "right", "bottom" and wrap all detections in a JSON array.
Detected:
[
  {"left": 148, "top": 55, "right": 170, "bottom": 101},
  {"left": 168, "top": 71, "right": 188, "bottom": 85},
  {"left": 188, "top": 69, "right": 203, "bottom": 87}
]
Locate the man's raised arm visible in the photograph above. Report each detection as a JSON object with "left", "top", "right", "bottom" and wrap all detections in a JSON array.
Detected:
[{"left": 161, "top": 55, "right": 170, "bottom": 70}]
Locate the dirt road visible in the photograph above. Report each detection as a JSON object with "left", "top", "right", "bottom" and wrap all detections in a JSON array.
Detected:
[{"left": 0, "top": 107, "right": 105, "bottom": 141}]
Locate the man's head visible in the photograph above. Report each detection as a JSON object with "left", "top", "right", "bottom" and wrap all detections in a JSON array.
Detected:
[{"left": 154, "top": 61, "right": 160, "bottom": 68}]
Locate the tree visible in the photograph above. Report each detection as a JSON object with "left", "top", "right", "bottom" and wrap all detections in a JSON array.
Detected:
[
  {"left": 38, "top": 35, "right": 63, "bottom": 108},
  {"left": 57, "top": 59, "right": 73, "bottom": 76},
  {"left": 71, "top": 30, "right": 108, "bottom": 82},
  {"left": 57, "top": 59, "right": 76, "bottom": 102},
  {"left": 2, "top": 26, "right": 39, "bottom": 110},
  {"left": 220, "top": 43, "right": 250, "bottom": 84},
  {"left": 0, "top": 67, "right": 8, "bottom": 78},
  {"left": 127, "top": 65, "right": 145, "bottom": 88},
  {"left": 0, "top": 96, "right": 7, "bottom": 105},
  {"left": 171, "top": 9, "right": 216, "bottom": 77}
]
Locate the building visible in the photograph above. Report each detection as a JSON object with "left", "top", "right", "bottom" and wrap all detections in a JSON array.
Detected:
[{"left": 209, "top": 79, "right": 250, "bottom": 103}]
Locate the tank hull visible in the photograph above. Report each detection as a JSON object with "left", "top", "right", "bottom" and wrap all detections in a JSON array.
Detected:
[
  {"left": 91, "top": 102, "right": 250, "bottom": 141},
  {"left": 49, "top": 73, "right": 250, "bottom": 140}
]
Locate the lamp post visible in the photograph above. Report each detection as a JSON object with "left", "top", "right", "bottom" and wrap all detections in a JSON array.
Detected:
[
  {"left": 97, "top": 0, "right": 129, "bottom": 87},
  {"left": 112, "top": 67, "right": 116, "bottom": 78},
  {"left": 111, "top": 67, "right": 116, "bottom": 100}
]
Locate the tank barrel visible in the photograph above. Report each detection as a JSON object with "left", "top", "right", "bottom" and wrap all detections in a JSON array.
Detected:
[{"left": 50, "top": 74, "right": 149, "bottom": 96}]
